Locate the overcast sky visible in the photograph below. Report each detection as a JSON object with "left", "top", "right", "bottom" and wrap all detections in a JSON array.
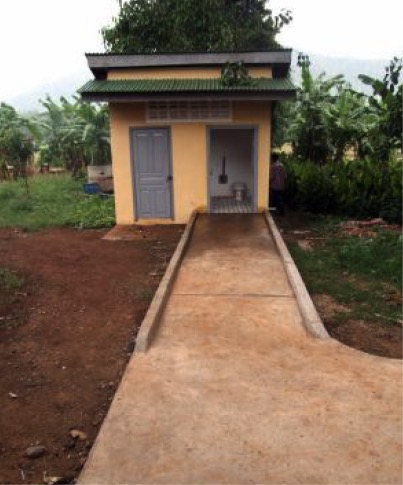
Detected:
[
  {"left": 0, "top": 0, "right": 402, "bottom": 102},
  {"left": 271, "top": 0, "right": 403, "bottom": 59}
]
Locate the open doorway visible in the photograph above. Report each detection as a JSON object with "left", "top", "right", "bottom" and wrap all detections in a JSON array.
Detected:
[{"left": 208, "top": 127, "right": 256, "bottom": 213}]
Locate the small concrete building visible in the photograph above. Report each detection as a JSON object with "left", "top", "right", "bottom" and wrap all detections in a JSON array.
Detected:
[{"left": 79, "top": 50, "right": 295, "bottom": 224}]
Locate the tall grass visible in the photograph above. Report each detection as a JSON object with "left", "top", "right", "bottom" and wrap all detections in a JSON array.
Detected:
[{"left": 0, "top": 174, "right": 115, "bottom": 230}]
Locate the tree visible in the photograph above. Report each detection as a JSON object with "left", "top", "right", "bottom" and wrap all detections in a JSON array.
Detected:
[
  {"left": 323, "top": 87, "right": 377, "bottom": 163},
  {"left": 0, "top": 103, "right": 35, "bottom": 181},
  {"left": 37, "top": 96, "right": 111, "bottom": 175},
  {"left": 102, "top": 0, "right": 292, "bottom": 53},
  {"left": 359, "top": 57, "right": 403, "bottom": 161},
  {"left": 284, "top": 54, "right": 390, "bottom": 165},
  {"left": 74, "top": 101, "right": 111, "bottom": 167},
  {"left": 286, "top": 54, "right": 345, "bottom": 164},
  {"left": 36, "top": 96, "right": 67, "bottom": 168}
]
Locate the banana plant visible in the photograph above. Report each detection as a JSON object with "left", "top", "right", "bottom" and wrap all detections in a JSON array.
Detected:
[
  {"left": 323, "top": 88, "right": 378, "bottom": 163},
  {"left": 37, "top": 96, "right": 111, "bottom": 174},
  {"left": 0, "top": 103, "right": 35, "bottom": 180},
  {"left": 358, "top": 57, "right": 402, "bottom": 162},
  {"left": 287, "top": 54, "right": 345, "bottom": 164}
]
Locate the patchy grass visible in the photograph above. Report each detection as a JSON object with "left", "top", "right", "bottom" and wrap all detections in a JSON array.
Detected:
[
  {"left": 279, "top": 213, "right": 402, "bottom": 327},
  {"left": 0, "top": 174, "right": 115, "bottom": 230},
  {"left": 0, "top": 266, "right": 27, "bottom": 329},
  {"left": 0, "top": 267, "right": 24, "bottom": 301},
  {"left": 289, "top": 241, "right": 401, "bottom": 326},
  {"left": 135, "top": 286, "right": 156, "bottom": 301},
  {"left": 328, "top": 231, "right": 402, "bottom": 290}
]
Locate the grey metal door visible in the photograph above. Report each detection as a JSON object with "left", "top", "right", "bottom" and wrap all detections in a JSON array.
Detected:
[{"left": 132, "top": 128, "right": 172, "bottom": 219}]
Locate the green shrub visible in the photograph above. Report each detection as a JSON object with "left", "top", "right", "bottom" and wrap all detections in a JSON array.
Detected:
[
  {"left": 72, "top": 195, "right": 115, "bottom": 229},
  {"left": 0, "top": 184, "right": 15, "bottom": 201},
  {"left": 285, "top": 157, "right": 402, "bottom": 223},
  {"left": 286, "top": 161, "right": 337, "bottom": 212},
  {"left": 9, "top": 195, "right": 34, "bottom": 212}
]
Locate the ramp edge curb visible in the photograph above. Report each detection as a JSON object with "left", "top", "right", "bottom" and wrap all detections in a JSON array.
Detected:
[
  {"left": 264, "top": 211, "right": 330, "bottom": 339},
  {"left": 135, "top": 211, "right": 198, "bottom": 352}
]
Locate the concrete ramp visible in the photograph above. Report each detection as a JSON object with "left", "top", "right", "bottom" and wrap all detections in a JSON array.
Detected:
[{"left": 80, "top": 214, "right": 402, "bottom": 484}]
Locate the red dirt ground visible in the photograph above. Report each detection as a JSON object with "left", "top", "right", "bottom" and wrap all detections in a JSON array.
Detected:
[
  {"left": 0, "top": 226, "right": 183, "bottom": 484},
  {"left": 1, "top": 217, "right": 400, "bottom": 483}
]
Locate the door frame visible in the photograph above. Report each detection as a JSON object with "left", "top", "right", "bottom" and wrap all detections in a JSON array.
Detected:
[
  {"left": 129, "top": 126, "right": 174, "bottom": 220},
  {"left": 206, "top": 125, "right": 258, "bottom": 213}
]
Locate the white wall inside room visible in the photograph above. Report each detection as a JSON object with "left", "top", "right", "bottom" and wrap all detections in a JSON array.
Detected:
[{"left": 209, "top": 129, "right": 254, "bottom": 198}]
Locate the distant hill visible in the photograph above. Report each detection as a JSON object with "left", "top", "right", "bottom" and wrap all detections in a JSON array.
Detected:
[
  {"left": 7, "top": 67, "right": 90, "bottom": 114},
  {"left": 6, "top": 53, "right": 390, "bottom": 113},
  {"left": 291, "top": 52, "right": 389, "bottom": 93}
]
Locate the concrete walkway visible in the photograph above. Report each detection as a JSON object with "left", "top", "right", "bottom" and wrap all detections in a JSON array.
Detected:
[{"left": 80, "top": 215, "right": 402, "bottom": 484}]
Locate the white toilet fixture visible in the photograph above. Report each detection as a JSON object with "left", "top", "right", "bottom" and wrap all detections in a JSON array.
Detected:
[{"left": 231, "top": 182, "right": 247, "bottom": 202}]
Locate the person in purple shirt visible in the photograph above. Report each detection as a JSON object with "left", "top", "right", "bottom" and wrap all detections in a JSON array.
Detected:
[{"left": 269, "top": 152, "right": 287, "bottom": 215}]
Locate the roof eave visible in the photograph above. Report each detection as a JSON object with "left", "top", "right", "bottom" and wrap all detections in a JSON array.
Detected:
[{"left": 85, "top": 50, "right": 293, "bottom": 79}]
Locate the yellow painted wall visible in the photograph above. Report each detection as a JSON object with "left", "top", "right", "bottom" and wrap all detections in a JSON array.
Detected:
[
  {"left": 171, "top": 124, "right": 208, "bottom": 221},
  {"left": 109, "top": 100, "right": 271, "bottom": 224},
  {"left": 109, "top": 103, "right": 143, "bottom": 224},
  {"left": 108, "top": 66, "right": 272, "bottom": 80},
  {"left": 232, "top": 102, "right": 271, "bottom": 211}
]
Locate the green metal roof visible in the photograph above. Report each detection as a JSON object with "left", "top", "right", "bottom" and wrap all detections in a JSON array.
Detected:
[{"left": 78, "top": 78, "right": 296, "bottom": 95}]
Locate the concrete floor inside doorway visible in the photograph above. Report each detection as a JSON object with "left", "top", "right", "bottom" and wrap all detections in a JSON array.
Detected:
[{"left": 79, "top": 214, "right": 403, "bottom": 484}]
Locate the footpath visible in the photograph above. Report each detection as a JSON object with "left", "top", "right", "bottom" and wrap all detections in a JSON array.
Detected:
[{"left": 80, "top": 214, "right": 402, "bottom": 484}]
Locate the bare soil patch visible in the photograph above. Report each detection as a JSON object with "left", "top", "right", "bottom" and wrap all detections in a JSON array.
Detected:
[
  {"left": 0, "top": 226, "right": 183, "bottom": 484},
  {"left": 312, "top": 293, "right": 402, "bottom": 359},
  {"left": 311, "top": 294, "right": 351, "bottom": 317},
  {"left": 326, "top": 318, "right": 402, "bottom": 359}
]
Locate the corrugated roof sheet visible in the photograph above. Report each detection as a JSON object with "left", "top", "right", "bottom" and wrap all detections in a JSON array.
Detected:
[{"left": 78, "top": 78, "right": 296, "bottom": 94}]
